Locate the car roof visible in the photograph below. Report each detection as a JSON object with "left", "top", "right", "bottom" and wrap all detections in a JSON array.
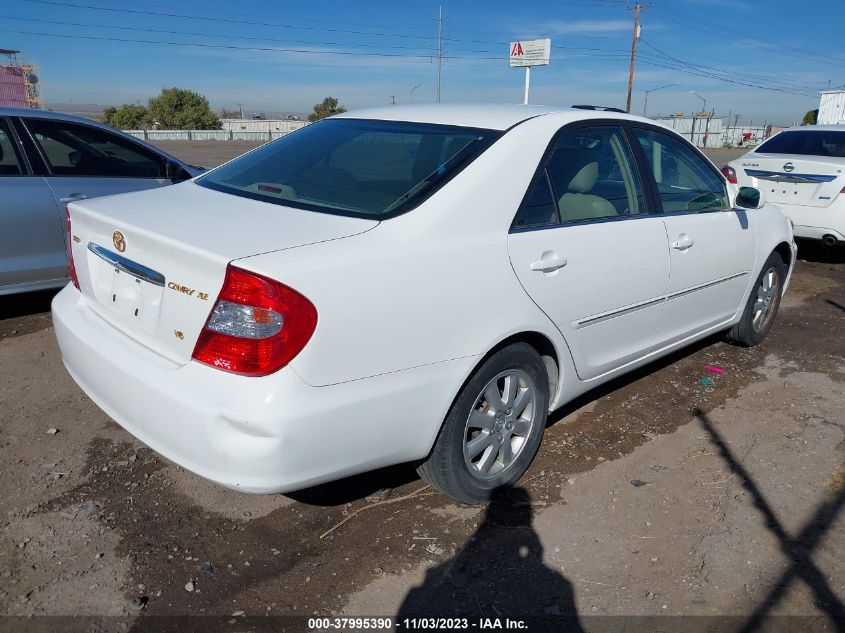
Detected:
[
  {"left": 779, "top": 124, "right": 845, "bottom": 132},
  {"left": 0, "top": 106, "right": 116, "bottom": 127},
  {"left": 333, "top": 103, "right": 644, "bottom": 131},
  {"left": 0, "top": 106, "right": 191, "bottom": 167}
]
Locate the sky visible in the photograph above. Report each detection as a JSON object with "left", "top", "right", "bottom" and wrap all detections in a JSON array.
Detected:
[{"left": 2, "top": 0, "right": 843, "bottom": 125}]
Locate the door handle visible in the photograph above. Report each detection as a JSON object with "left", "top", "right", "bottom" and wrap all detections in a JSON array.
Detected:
[
  {"left": 59, "top": 193, "right": 88, "bottom": 203},
  {"left": 529, "top": 255, "right": 567, "bottom": 273},
  {"left": 671, "top": 235, "right": 695, "bottom": 251}
]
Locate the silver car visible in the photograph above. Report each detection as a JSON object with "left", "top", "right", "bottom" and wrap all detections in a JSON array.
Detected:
[{"left": 0, "top": 108, "right": 201, "bottom": 295}]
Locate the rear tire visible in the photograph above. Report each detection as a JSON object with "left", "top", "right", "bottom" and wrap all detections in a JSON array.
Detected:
[
  {"left": 726, "top": 251, "right": 787, "bottom": 347},
  {"left": 417, "top": 343, "right": 549, "bottom": 504}
]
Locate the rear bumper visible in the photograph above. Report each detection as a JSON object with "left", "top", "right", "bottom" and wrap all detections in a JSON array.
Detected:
[
  {"left": 52, "top": 285, "right": 469, "bottom": 493},
  {"left": 771, "top": 199, "right": 845, "bottom": 242},
  {"left": 793, "top": 226, "right": 845, "bottom": 242}
]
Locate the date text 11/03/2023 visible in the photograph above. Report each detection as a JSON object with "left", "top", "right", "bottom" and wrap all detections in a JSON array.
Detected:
[{"left": 308, "top": 617, "right": 530, "bottom": 630}]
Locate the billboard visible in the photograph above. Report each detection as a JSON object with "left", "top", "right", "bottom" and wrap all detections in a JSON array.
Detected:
[
  {"left": 0, "top": 66, "right": 28, "bottom": 108},
  {"left": 509, "top": 38, "right": 551, "bottom": 68}
]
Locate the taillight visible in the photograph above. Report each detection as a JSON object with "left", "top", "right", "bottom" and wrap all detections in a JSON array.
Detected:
[
  {"left": 192, "top": 264, "right": 317, "bottom": 377},
  {"left": 721, "top": 165, "right": 737, "bottom": 184},
  {"left": 65, "top": 207, "right": 80, "bottom": 290}
]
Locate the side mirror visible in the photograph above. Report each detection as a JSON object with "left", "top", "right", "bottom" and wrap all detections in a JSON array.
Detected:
[{"left": 735, "top": 186, "right": 765, "bottom": 210}]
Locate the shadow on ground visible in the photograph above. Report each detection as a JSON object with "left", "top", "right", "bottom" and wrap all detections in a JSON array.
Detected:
[
  {"left": 0, "top": 288, "right": 58, "bottom": 320},
  {"left": 397, "top": 485, "right": 584, "bottom": 629},
  {"left": 796, "top": 239, "right": 845, "bottom": 265},
  {"left": 0, "top": 288, "right": 59, "bottom": 338},
  {"left": 696, "top": 409, "right": 845, "bottom": 632}
]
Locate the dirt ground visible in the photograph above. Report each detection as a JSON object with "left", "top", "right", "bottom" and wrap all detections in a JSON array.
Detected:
[{"left": 0, "top": 142, "right": 843, "bottom": 630}]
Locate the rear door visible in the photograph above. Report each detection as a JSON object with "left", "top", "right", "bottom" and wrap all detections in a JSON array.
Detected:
[
  {"left": 630, "top": 125, "right": 755, "bottom": 347},
  {"left": 0, "top": 117, "right": 67, "bottom": 291},
  {"left": 20, "top": 117, "right": 180, "bottom": 207},
  {"left": 508, "top": 123, "right": 669, "bottom": 381}
]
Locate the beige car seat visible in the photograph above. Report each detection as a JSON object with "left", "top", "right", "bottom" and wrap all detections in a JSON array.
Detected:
[{"left": 554, "top": 148, "right": 616, "bottom": 222}]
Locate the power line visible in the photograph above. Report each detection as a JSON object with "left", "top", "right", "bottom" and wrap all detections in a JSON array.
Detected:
[
  {"left": 638, "top": 40, "right": 822, "bottom": 97},
  {"left": 0, "top": 15, "right": 441, "bottom": 53},
  {"left": 0, "top": 27, "right": 440, "bottom": 59},
  {"left": 21, "top": 0, "right": 440, "bottom": 41},
  {"left": 637, "top": 57, "right": 818, "bottom": 98},
  {"left": 638, "top": 43, "right": 826, "bottom": 93},
  {"left": 651, "top": 4, "right": 845, "bottom": 68}
]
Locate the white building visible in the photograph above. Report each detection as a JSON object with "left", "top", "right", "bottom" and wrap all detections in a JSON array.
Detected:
[
  {"left": 818, "top": 90, "right": 845, "bottom": 125},
  {"left": 220, "top": 118, "right": 308, "bottom": 133}
]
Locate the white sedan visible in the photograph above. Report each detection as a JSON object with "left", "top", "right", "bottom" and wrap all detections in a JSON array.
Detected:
[
  {"left": 723, "top": 124, "right": 845, "bottom": 245},
  {"left": 53, "top": 104, "right": 795, "bottom": 503}
]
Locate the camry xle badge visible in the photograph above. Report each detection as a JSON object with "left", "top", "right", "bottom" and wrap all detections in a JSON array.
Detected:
[
  {"left": 112, "top": 231, "right": 126, "bottom": 252},
  {"left": 783, "top": 162, "right": 795, "bottom": 173}
]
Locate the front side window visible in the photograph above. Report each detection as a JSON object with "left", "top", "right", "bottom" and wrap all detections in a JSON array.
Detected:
[
  {"left": 0, "top": 119, "right": 24, "bottom": 176},
  {"left": 25, "top": 119, "right": 166, "bottom": 178},
  {"left": 756, "top": 130, "right": 845, "bottom": 158},
  {"left": 634, "top": 127, "right": 729, "bottom": 213},
  {"left": 197, "top": 119, "right": 501, "bottom": 219}
]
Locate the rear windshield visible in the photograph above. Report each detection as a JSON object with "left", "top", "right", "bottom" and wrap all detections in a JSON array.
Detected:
[
  {"left": 756, "top": 130, "right": 845, "bottom": 158},
  {"left": 197, "top": 119, "right": 501, "bottom": 218}
]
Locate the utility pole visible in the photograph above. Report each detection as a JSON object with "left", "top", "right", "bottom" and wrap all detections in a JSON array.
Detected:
[
  {"left": 626, "top": 3, "right": 648, "bottom": 113},
  {"left": 436, "top": 5, "right": 443, "bottom": 103},
  {"left": 390, "top": 95, "right": 396, "bottom": 106}
]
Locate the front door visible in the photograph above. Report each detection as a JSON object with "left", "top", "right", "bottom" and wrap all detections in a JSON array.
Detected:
[
  {"left": 630, "top": 126, "right": 756, "bottom": 348},
  {"left": 508, "top": 124, "right": 670, "bottom": 381}
]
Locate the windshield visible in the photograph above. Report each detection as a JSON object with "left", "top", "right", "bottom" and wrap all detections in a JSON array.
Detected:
[
  {"left": 197, "top": 118, "right": 501, "bottom": 218},
  {"left": 756, "top": 130, "right": 845, "bottom": 158}
]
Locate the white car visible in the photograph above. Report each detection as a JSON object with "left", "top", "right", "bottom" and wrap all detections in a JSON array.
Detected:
[
  {"left": 723, "top": 124, "right": 845, "bottom": 245},
  {"left": 53, "top": 104, "right": 795, "bottom": 503}
]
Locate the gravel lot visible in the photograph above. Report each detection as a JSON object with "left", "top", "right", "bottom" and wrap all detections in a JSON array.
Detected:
[{"left": 0, "top": 142, "right": 843, "bottom": 630}]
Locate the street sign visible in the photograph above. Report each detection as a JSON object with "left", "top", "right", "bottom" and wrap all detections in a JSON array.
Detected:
[
  {"left": 509, "top": 38, "right": 551, "bottom": 105},
  {"left": 509, "top": 38, "right": 551, "bottom": 67}
]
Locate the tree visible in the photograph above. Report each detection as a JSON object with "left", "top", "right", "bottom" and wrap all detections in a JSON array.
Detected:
[
  {"left": 308, "top": 96, "right": 346, "bottom": 122},
  {"left": 146, "top": 87, "right": 221, "bottom": 130},
  {"left": 103, "top": 104, "right": 150, "bottom": 129},
  {"left": 801, "top": 109, "right": 819, "bottom": 126},
  {"left": 220, "top": 108, "right": 242, "bottom": 119}
]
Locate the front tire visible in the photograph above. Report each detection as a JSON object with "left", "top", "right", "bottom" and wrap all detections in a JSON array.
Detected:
[
  {"left": 727, "top": 251, "right": 787, "bottom": 347},
  {"left": 418, "top": 343, "right": 549, "bottom": 504}
]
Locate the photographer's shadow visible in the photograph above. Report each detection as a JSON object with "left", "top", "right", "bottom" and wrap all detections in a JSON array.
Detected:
[{"left": 397, "top": 485, "right": 584, "bottom": 631}]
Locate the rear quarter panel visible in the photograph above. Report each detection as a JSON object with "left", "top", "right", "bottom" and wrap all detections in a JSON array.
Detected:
[{"left": 236, "top": 115, "right": 576, "bottom": 389}]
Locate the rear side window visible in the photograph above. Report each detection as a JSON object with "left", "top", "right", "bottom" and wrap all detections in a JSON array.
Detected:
[
  {"left": 756, "top": 130, "right": 845, "bottom": 158},
  {"left": 513, "top": 171, "right": 558, "bottom": 228},
  {"left": 197, "top": 119, "right": 501, "bottom": 219},
  {"left": 0, "top": 119, "right": 24, "bottom": 176},
  {"left": 633, "top": 128, "right": 728, "bottom": 213},
  {"left": 25, "top": 119, "right": 167, "bottom": 178},
  {"left": 513, "top": 124, "right": 646, "bottom": 227}
]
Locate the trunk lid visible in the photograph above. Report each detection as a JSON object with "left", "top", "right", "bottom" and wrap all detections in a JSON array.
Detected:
[
  {"left": 737, "top": 153, "right": 845, "bottom": 208},
  {"left": 68, "top": 181, "right": 377, "bottom": 365}
]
